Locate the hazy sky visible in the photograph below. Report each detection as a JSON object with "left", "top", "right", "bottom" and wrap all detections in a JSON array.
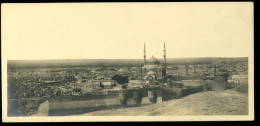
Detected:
[{"left": 2, "top": 2, "right": 253, "bottom": 60}]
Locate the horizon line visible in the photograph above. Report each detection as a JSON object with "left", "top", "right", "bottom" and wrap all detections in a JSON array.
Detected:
[{"left": 7, "top": 57, "right": 248, "bottom": 61}]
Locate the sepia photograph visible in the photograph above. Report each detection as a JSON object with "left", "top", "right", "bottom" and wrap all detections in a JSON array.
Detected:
[{"left": 1, "top": 2, "right": 254, "bottom": 122}]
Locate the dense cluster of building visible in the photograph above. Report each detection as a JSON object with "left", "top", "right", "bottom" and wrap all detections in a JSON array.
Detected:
[{"left": 7, "top": 43, "right": 248, "bottom": 116}]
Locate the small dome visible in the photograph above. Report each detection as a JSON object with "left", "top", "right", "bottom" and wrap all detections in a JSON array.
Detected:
[
  {"left": 147, "top": 55, "right": 160, "bottom": 63},
  {"left": 118, "top": 69, "right": 125, "bottom": 72},
  {"left": 147, "top": 71, "right": 156, "bottom": 75}
]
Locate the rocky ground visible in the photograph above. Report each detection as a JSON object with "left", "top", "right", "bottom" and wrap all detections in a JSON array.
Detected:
[{"left": 78, "top": 89, "right": 248, "bottom": 116}]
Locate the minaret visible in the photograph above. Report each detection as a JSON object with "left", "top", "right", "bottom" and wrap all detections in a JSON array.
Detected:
[
  {"left": 162, "top": 42, "right": 167, "bottom": 81},
  {"left": 140, "top": 66, "right": 143, "bottom": 81},
  {"left": 194, "top": 66, "right": 197, "bottom": 74},
  {"left": 214, "top": 65, "right": 217, "bottom": 75},
  {"left": 186, "top": 65, "right": 189, "bottom": 76},
  {"left": 164, "top": 42, "right": 166, "bottom": 68},
  {"left": 144, "top": 42, "right": 146, "bottom": 65}
]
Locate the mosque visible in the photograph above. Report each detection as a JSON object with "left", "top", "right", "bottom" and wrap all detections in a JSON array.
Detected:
[{"left": 141, "top": 43, "right": 167, "bottom": 83}]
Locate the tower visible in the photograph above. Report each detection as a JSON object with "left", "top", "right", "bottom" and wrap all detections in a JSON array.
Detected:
[
  {"left": 162, "top": 42, "right": 167, "bottom": 80},
  {"left": 194, "top": 66, "right": 197, "bottom": 74},
  {"left": 214, "top": 65, "right": 217, "bottom": 75},
  {"left": 144, "top": 42, "right": 146, "bottom": 65},
  {"left": 164, "top": 42, "right": 166, "bottom": 68},
  {"left": 186, "top": 65, "right": 189, "bottom": 76},
  {"left": 140, "top": 66, "right": 143, "bottom": 81}
]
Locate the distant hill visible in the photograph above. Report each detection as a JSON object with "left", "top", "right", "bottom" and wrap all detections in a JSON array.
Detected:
[{"left": 7, "top": 57, "right": 248, "bottom": 69}]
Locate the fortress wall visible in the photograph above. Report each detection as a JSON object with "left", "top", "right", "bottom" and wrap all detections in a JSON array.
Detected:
[
  {"left": 211, "top": 82, "right": 227, "bottom": 91},
  {"left": 127, "top": 97, "right": 162, "bottom": 106},
  {"left": 49, "top": 98, "right": 126, "bottom": 110},
  {"left": 48, "top": 98, "right": 120, "bottom": 116},
  {"left": 47, "top": 96, "right": 160, "bottom": 116},
  {"left": 105, "top": 99, "right": 121, "bottom": 106},
  {"left": 212, "top": 75, "right": 228, "bottom": 91},
  {"left": 49, "top": 100, "right": 96, "bottom": 110},
  {"left": 182, "top": 80, "right": 206, "bottom": 88},
  {"left": 181, "top": 86, "right": 204, "bottom": 97},
  {"left": 49, "top": 94, "right": 118, "bottom": 103},
  {"left": 45, "top": 88, "right": 194, "bottom": 116},
  {"left": 160, "top": 88, "right": 182, "bottom": 101}
]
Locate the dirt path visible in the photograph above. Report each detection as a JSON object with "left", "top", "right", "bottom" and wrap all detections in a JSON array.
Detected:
[{"left": 78, "top": 89, "right": 248, "bottom": 116}]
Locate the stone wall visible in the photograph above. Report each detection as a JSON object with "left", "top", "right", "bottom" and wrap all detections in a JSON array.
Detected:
[
  {"left": 41, "top": 87, "right": 204, "bottom": 116},
  {"left": 181, "top": 86, "right": 204, "bottom": 97},
  {"left": 182, "top": 80, "right": 206, "bottom": 88},
  {"left": 47, "top": 96, "right": 160, "bottom": 116}
]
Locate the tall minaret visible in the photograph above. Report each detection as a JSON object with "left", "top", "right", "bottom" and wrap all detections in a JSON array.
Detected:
[
  {"left": 144, "top": 42, "right": 146, "bottom": 65},
  {"left": 140, "top": 66, "right": 143, "bottom": 81},
  {"left": 214, "top": 65, "right": 217, "bottom": 75},
  {"left": 164, "top": 42, "right": 166, "bottom": 67},
  {"left": 186, "top": 65, "right": 189, "bottom": 76},
  {"left": 162, "top": 42, "right": 167, "bottom": 80}
]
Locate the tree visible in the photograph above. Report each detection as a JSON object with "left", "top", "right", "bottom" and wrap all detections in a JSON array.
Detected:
[{"left": 112, "top": 74, "right": 129, "bottom": 84}]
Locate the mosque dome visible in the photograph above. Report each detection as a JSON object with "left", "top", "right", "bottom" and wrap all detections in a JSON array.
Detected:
[
  {"left": 147, "top": 71, "right": 156, "bottom": 75},
  {"left": 145, "top": 65, "right": 157, "bottom": 71},
  {"left": 147, "top": 55, "right": 160, "bottom": 63}
]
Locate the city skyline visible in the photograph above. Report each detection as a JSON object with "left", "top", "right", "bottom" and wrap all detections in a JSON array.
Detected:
[{"left": 2, "top": 2, "right": 254, "bottom": 122}]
